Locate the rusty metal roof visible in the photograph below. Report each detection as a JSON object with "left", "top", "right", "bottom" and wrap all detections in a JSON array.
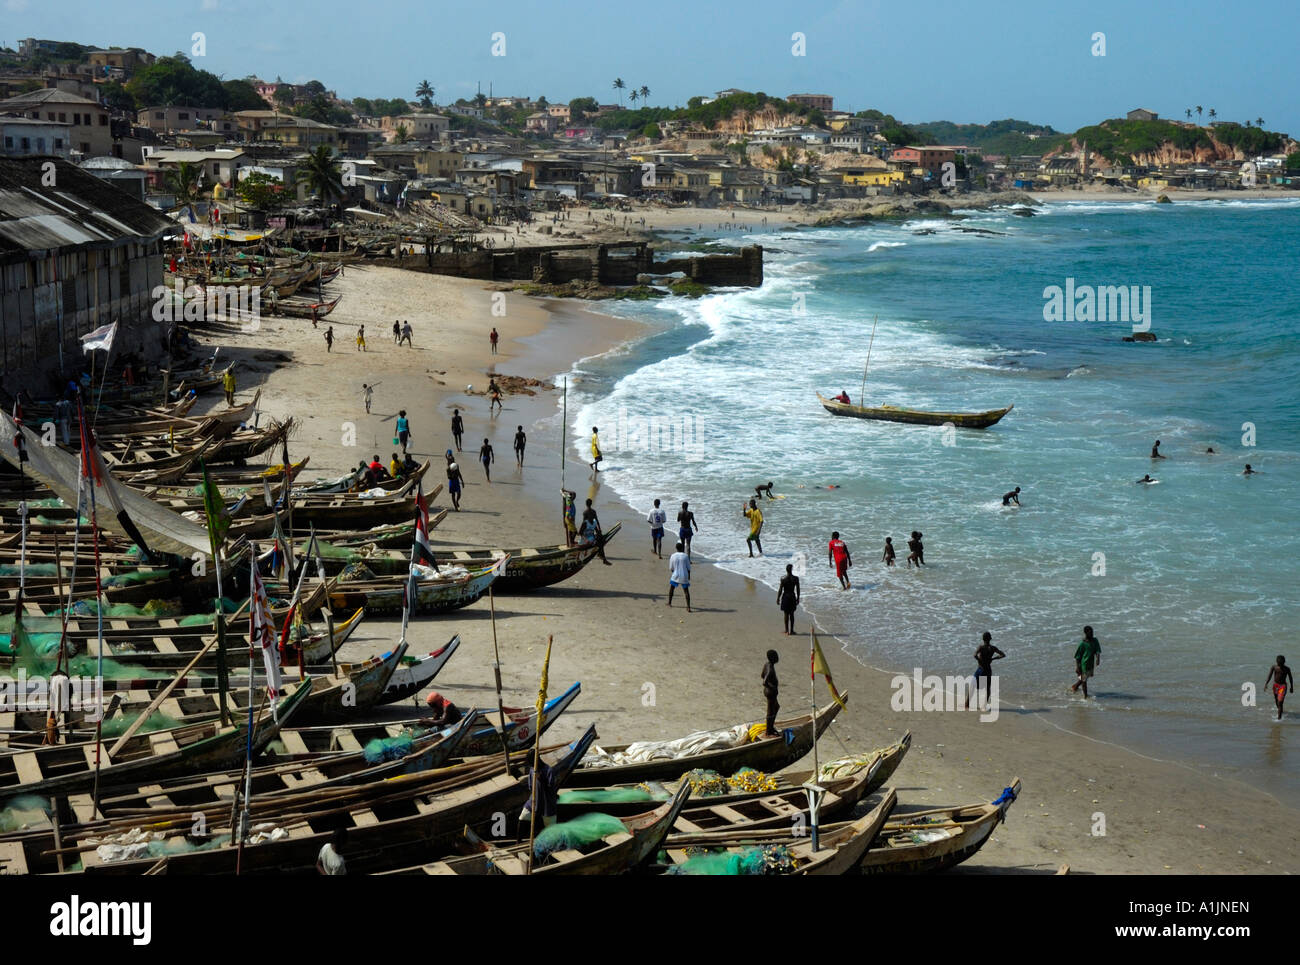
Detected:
[{"left": 0, "top": 156, "right": 173, "bottom": 261}]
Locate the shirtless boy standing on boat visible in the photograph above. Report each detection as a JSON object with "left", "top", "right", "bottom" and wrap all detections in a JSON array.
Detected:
[
  {"left": 761, "top": 650, "right": 780, "bottom": 736},
  {"left": 1265, "top": 656, "right": 1293, "bottom": 720}
]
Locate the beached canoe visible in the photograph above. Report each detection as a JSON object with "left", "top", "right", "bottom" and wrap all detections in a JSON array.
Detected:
[
  {"left": 856, "top": 777, "right": 1021, "bottom": 874},
  {"left": 390, "top": 784, "right": 694, "bottom": 876},
  {"left": 657, "top": 788, "right": 898, "bottom": 875},
  {"left": 326, "top": 556, "right": 507, "bottom": 615},
  {"left": 454, "top": 681, "right": 583, "bottom": 756},
  {"left": 75, "top": 726, "right": 598, "bottom": 874},
  {"left": 567, "top": 695, "right": 847, "bottom": 787},
  {"left": 442, "top": 522, "right": 622, "bottom": 592},
  {"left": 379, "top": 635, "right": 459, "bottom": 704},
  {"left": 0, "top": 677, "right": 311, "bottom": 798},
  {"left": 817, "top": 393, "right": 1014, "bottom": 429}
]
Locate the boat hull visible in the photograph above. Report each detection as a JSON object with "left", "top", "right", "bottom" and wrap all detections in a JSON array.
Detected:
[{"left": 817, "top": 394, "right": 1013, "bottom": 429}]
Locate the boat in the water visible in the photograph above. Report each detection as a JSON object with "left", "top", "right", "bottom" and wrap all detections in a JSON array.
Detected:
[{"left": 817, "top": 393, "right": 1013, "bottom": 429}]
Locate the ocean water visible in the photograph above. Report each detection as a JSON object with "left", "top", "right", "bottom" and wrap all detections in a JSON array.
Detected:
[{"left": 566, "top": 198, "right": 1300, "bottom": 805}]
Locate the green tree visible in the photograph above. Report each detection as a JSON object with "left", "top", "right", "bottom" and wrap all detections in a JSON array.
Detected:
[
  {"left": 166, "top": 161, "right": 201, "bottom": 203},
  {"left": 352, "top": 96, "right": 374, "bottom": 116},
  {"left": 1208, "top": 108, "right": 1216, "bottom": 121},
  {"left": 807, "top": 109, "right": 826, "bottom": 127},
  {"left": 629, "top": 90, "right": 639, "bottom": 106},
  {"left": 1286, "top": 151, "right": 1300, "bottom": 171},
  {"left": 126, "top": 55, "right": 229, "bottom": 109},
  {"left": 1196, "top": 105, "right": 1203, "bottom": 119},
  {"left": 643, "top": 122, "right": 662, "bottom": 139},
  {"left": 273, "top": 86, "right": 296, "bottom": 108},
  {"left": 394, "top": 123, "right": 411, "bottom": 144},
  {"left": 100, "top": 80, "right": 137, "bottom": 112},
  {"left": 296, "top": 144, "right": 345, "bottom": 206},
  {"left": 612, "top": 77, "right": 625, "bottom": 105},
  {"left": 416, "top": 80, "right": 434, "bottom": 108},
  {"left": 639, "top": 85, "right": 650, "bottom": 102},
  {"left": 569, "top": 96, "right": 598, "bottom": 123},
  {"left": 474, "top": 92, "right": 487, "bottom": 111},
  {"left": 237, "top": 171, "right": 286, "bottom": 210},
  {"left": 223, "top": 79, "right": 270, "bottom": 111},
  {"left": 1257, "top": 117, "right": 1265, "bottom": 128}
]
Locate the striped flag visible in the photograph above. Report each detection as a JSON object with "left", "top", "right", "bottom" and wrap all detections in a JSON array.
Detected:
[
  {"left": 811, "top": 634, "right": 848, "bottom": 709},
  {"left": 249, "top": 558, "right": 282, "bottom": 717},
  {"left": 413, "top": 482, "right": 437, "bottom": 570}
]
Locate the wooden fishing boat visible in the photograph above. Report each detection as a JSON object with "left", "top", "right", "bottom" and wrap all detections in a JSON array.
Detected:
[
  {"left": 379, "top": 635, "right": 459, "bottom": 704},
  {"left": 327, "top": 555, "right": 507, "bottom": 616},
  {"left": 74, "top": 727, "right": 598, "bottom": 874},
  {"left": 657, "top": 788, "right": 898, "bottom": 875},
  {"left": 817, "top": 393, "right": 1013, "bottom": 429},
  {"left": 555, "top": 731, "right": 911, "bottom": 821},
  {"left": 275, "top": 294, "right": 342, "bottom": 319},
  {"left": 453, "top": 681, "right": 582, "bottom": 756},
  {"left": 392, "top": 784, "right": 694, "bottom": 876},
  {"left": 125, "top": 457, "right": 310, "bottom": 488},
  {"left": 566, "top": 695, "right": 847, "bottom": 787},
  {"left": 438, "top": 522, "right": 622, "bottom": 592},
  {"left": 856, "top": 777, "right": 1021, "bottom": 874},
  {"left": 0, "top": 677, "right": 311, "bottom": 798}
]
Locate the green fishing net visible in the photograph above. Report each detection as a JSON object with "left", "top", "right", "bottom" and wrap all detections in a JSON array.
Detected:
[
  {"left": 664, "top": 845, "right": 800, "bottom": 875},
  {"left": 98, "top": 712, "right": 182, "bottom": 738},
  {"left": 681, "top": 769, "right": 728, "bottom": 797},
  {"left": 557, "top": 788, "right": 664, "bottom": 804},
  {"left": 0, "top": 795, "right": 52, "bottom": 832},
  {"left": 363, "top": 733, "right": 415, "bottom": 763},
  {"left": 338, "top": 562, "right": 376, "bottom": 582},
  {"left": 533, "top": 813, "right": 626, "bottom": 858},
  {"left": 0, "top": 563, "right": 61, "bottom": 577},
  {"left": 102, "top": 570, "right": 172, "bottom": 588}
]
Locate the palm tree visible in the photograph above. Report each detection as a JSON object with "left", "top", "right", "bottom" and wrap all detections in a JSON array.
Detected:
[
  {"left": 612, "top": 78, "right": 625, "bottom": 106},
  {"left": 394, "top": 123, "right": 410, "bottom": 144},
  {"left": 639, "top": 85, "right": 650, "bottom": 102},
  {"left": 1185, "top": 108, "right": 1192, "bottom": 120},
  {"left": 628, "top": 90, "right": 639, "bottom": 106},
  {"left": 296, "top": 144, "right": 345, "bottom": 209},
  {"left": 1195, "top": 105, "right": 1203, "bottom": 119},
  {"left": 1208, "top": 109, "right": 1216, "bottom": 121},
  {"left": 416, "top": 80, "right": 434, "bottom": 109},
  {"left": 1257, "top": 117, "right": 1265, "bottom": 128},
  {"left": 473, "top": 92, "right": 487, "bottom": 111},
  {"left": 167, "top": 161, "right": 201, "bottom": 203}
]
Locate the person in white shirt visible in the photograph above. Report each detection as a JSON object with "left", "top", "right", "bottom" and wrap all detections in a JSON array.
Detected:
[
  {"left": 667, "top": 542, "right": 692, "bottom": 612},
  {"left": 317, "top": 829, "right": 347, "bottom": 875},
  {"left": 647, "top": 498, "right": 668, "bottom": 558}
]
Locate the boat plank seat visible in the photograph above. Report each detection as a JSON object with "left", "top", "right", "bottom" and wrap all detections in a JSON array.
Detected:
[
  {"left": 517, "top": 548, "right": 539, "bottom": 557},
  {"left": 709, "top": 805, "right": 752, "bottom": 824},
  {"left": 13, "top": 752, "right": 43, "bottom": 785},
  {"left": 331, "top": 732, "right": 363, "bottom": 752},
  {"left": 152, "top": 637, "right": 180, "bottom": 654},
  {"left": 672, "top": 817, "right": 707, "bottom": 833},
  {"left": 149, "top": 731, "right": 181, "bottom": 756},
  {"left": 278, "top": 731, "right": 311, "bottom": 755},
  {"left": 0, "top": 842, "right": 30, "bottom": 875},
  {"left": 547, "top": 848, "right": 588, "bottom": 863},
  {"left": 69, "top": 793, "right": 97, "bottom": 823},
  {"left": 350, "top": 808, "right": 380, "bottom": 827}
]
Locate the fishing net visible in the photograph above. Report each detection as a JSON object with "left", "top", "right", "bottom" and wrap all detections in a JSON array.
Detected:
[
  {"left": 664, "top": 845, "right": 800, "bottom": 876},
  {"left": 34, "top": 514, "right": 88, "bottom": 526},
  {"left": 558, "top": 787, "right": 664, "bottom": 805},
  {"left": 178, "top": 613, "right": 216, "bottom": 627},
  {"left": 727, "top": 768, "right": 779, "bottom": 793},
  {"left": 98, "top": 712, "right": 182, "bottom": 738},
  {"left": 313, "top": 540, "right": 360, "bottom": 559},
  {"left": 533, "top": 812, "right": 626, "bottom": 858},
  {"left": 363, "top": 732, "right": 415, "bottom": 763},
  {"left": 50, "top": 599, "right": 183, "bottom": 618},
  {"left": 338, "top": 562, "right": 376, "bottom": 582},
  {"left": 680, "top": 769, "right": 728, "bottom": 797},
  {"left": 0, "top": 563, "right": 61, "bottom": 577},
  {"left": 820, "top": 752, "right": 879, "bottom": 781},
  {"left": 102, "top": 570, "right": 172, "bottom": 588},
  {"left": 0, "top": 795, "right": 52, "bottom": 832}
]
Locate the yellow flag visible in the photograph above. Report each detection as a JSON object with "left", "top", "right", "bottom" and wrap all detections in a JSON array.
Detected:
[
  {"left": 535, "top": 635, "right": 552, "bottom": 722},
  {"left": 812, "top": 634, "right": 848, "bottom": 709}
]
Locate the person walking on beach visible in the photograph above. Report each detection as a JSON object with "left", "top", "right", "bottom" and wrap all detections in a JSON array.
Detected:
[
  {"left": 761, "top": 650, "right": 780, "bottom": 735},
  {"left": 647, "top": 498, "right": 667, "bottom": 558},
  {"left": 1265, "top": 656, "right": 1293, "bottom": 720},
  {"left": 445, "top": 453, "right": 464, "bottom": 510},
  {"left": 513, "top": 425, "right": 526, "bottom": 466},
  {"left": 1151, "top": 439, "right": 1165, "bottom": 459},
  {"left": 561, "top": 488, "right": 577, "bottom": 546},
  {"left": 488, "top": 379, "right": 503, "bottom": 414},
  {"left": 777, "top": 565, "right": 800, "bottom": 635},
  {"left": 1070, "top": 626, "right": 1102, "bottom": 698},
  {"left": 356, "top": 325, "right": 366, "bottom": 352},
  {"left": 667, "top": 542, "right": 691, "bottom": 612},
  {"left": 677, "top": 501, "right": 698, "bottom": 559},
  {"left": 743, "top": 499, "right": 764, "bottom": 557},
  {"left": 489, "top": 327, "right": 499, "bottom": 355},
  {"left": 1002, "top": 486, "right": 1021, "bottom": 506},
  {"left": 400, "top": 321, "right": 413, "bottom": 347},
  {"left": 581, "top": 499, "right": 612, "bottom": 565},
  {"left": 222, "top": 367, "right": 236, "bottom": 405},
  {"left": 451, "top": 409, "right": 464, "bottom": 451},
  {"left": 966, "top": 631, "right": 1005, "bottom": 710},
  {"left": 882, "top": 536, "right": 896, "bottom": 566},
  {"left": 393, "top": 319, "right": 401, "bottom": 343},
  {"left": 324, "top": 326, "right": 334, "bottom": 352},
  {"left": 478, "top": 437, "right": 494, "bottom": 482},
  {"left": 590, "top": 426, "right": 603, "bottom": 472},
  {"left": 828, "top": 531, "right": 851, "bottom": 589},
  {"left": 362, "top": 383, "right": 374, "bottom": 415},
  {"left": 396, "top": 410, "right": 411, "bottom": 455}
]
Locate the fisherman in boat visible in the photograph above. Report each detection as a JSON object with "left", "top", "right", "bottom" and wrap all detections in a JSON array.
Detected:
[
  {"left": 834, "top": 390, "right": 851, "bottom": 404},
  {"left": 388, "top": 452, "right": 404, "bottom": 479},
  {"left": 581, "top": 499, "right": 612, "bottom": 565},
  {"left": 368, "top": 454, "right": 390, "bottom": 482},
  {"left": 420, "top": 692, "right": 462, "bottom": 727}
]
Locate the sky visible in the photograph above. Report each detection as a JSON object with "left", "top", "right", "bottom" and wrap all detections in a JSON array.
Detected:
[{"left": 3, "top": 0, "right": 1296, "bottom": 133}]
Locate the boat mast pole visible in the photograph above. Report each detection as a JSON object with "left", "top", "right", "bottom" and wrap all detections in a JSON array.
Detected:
[
  {"left": 560, "top": 376, "right": 567, "bottom": 541},
  {"left": 487, "top": 587, "right": 511, "bottom": 775},
  {"left": 77, "top": 398, "right": 108, "bottom": 815},
  {"left": 859, "top": 315, "right": 878, "bottom": 406},
  {"left": 236, "top": 547, "right": 259, "bottom": 874},
  {"left": 804, "top": 633, "right": 825, "bottom": 853}
]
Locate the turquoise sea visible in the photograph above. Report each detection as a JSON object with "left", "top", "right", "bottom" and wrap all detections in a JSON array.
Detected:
[{"left": 567, "top": 197, "right": 1300, "bottom": 806}]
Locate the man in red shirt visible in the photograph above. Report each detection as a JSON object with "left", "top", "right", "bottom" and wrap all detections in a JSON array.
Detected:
[{"left": 828, "top": 531, "right": 852, "bottom": 589}]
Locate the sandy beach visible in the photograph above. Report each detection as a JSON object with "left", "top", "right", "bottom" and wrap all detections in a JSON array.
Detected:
[{"left": 199, "top": 260, "right": 1299, "bottom": 875}]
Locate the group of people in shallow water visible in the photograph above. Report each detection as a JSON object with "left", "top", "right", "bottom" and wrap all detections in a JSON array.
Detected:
[{"left": 1139, "top": 439, "right": 1258, "bottom": 483}]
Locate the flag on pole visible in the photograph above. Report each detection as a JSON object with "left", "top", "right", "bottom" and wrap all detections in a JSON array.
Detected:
[
  {"left": 80, "top": 321, "right": 118, "bottom": 355},
  {"left": 413, "top": 482, "right": 437, "bottom": 570},
  {"left": 535, "top": 635, "right": 552, "bottom": 723},
  {"left": 811, "top": 634, "right": 848, "bottom": 709},
  {"left": 250, "top": 562, "right": 282, "bottom": 716},
  {"left": 199, "top": 458, "right": 230, "bottom": 552}
]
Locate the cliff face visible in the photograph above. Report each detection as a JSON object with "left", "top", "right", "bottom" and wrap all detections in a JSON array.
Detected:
[{"left": 1055, "top": 133, "right": 1298, "bottom": 166}]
